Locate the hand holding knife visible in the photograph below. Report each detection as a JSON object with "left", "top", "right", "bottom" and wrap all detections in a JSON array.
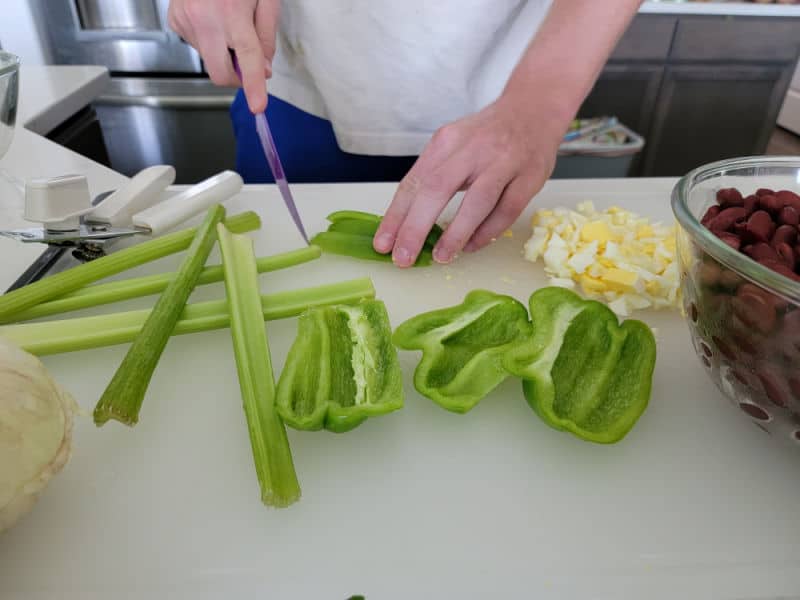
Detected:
[{"left": 230, "top": 50, "right": 309, "bottom": 244}]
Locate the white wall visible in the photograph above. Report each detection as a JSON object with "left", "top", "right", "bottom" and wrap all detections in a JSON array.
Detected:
[{"left": 0, "top": 1, "right": 52, "bottom": 65}]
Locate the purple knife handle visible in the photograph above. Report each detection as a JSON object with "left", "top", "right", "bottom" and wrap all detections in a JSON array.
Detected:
[{"left": 230, "top": 53, "right": 309, "bottom": 243}]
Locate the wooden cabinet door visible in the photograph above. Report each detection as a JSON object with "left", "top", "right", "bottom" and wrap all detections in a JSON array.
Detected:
[{"left": 641, "top": 64, "right": 793, "bottom": 177}]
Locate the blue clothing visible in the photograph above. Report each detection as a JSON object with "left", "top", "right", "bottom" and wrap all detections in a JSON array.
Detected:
[{"left": 230, "top": 90, "right": 418, "bottom": 184}]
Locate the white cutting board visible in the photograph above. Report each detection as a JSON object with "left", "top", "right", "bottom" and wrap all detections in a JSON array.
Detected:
[{"left": 2, "top": 179, "right": 800, "bottom": 600}]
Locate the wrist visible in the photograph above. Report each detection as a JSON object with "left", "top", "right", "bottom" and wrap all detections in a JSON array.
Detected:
[{"left": 495, "top": 79, "right": 577, "bottom": 146}]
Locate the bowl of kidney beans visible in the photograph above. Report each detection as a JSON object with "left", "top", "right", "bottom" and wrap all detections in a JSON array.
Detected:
[{"left": 672, "top": 157, "right": 800, "bottom": 445}]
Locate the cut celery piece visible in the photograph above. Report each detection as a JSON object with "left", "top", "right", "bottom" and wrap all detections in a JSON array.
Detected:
[
  {"left": 0, "top": 211, "right": 260, "bottom": 323},
  {"left": 217, "top": 222, "right": 301, "bottom": 508},
  {"left": 6, "top": 245, "right": 322, "bottom": 323},
  {"left": 93, "top": 205, "right": 226, "bottom": 427},
  {"left": 0, "top": 278, "right": 375, "bottom": 356}
]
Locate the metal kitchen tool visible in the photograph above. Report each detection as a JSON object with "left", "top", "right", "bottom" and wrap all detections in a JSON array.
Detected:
[
  {"left": 4, "top": 188, "right": 114, "bottom": 292},
  {"left": 230, "top": 52, "right": 309, "bottom": 244},
  {"left": 1, "top": 166, "right": 244, "bottom": 290},
  {"left": 0, "top": 167, "right": 243, "bottom": 246}
]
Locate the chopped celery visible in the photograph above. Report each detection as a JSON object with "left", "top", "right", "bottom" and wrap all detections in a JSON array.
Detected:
[
  {"left": 217, "top": 223, "right": 301, "bottom": 508},
  {"left": 0, "top": 278, "right": 375, "bottom": 355},
  {"left": 93, "top": 205, "right": 226, "bottom": 427},
  {"left": 0, "top": 211, "right": 260, "bottom": 322},
  {"left": 6, "top": 246, "right": 322, "bottom": 323}
]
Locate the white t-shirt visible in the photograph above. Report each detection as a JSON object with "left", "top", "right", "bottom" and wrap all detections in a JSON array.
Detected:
[{"left": 269, "top": 1, "right": 554, "bottom": 156}]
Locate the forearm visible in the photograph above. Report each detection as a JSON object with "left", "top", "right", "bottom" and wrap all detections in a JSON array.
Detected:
[{"left": 502, "top": 0, "right": 644, "bottom": 127}]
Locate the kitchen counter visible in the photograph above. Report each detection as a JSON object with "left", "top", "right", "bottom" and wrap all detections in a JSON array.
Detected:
[
  {"left": 2, "top": 66, "right": 800, "bottom": 600},
  {"left": 640, "top": 1, "right": 800, "bottom": 17}
]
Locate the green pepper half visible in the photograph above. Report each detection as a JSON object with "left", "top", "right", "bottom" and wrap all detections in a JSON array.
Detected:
[
  {"left": 392, "top": 290, "right": 532, "bottom": 413},
  {"left": 276, "top": 299, "right": 403, "bottom": 433},
  {"left": 503, "top": 287, "right": 656, "bottom": 444}
]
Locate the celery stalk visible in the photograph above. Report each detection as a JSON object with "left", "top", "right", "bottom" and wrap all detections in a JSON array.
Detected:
[
  {"left": 93, "top": 205, "right": 226, "bottom": 427},
  {"left": 5, "top": 245, "right": 322, "bottom": 323},
  {"left": 217, "top": 223, "right": 301, "bottom": 508},
  {"left": 0, "top": 211, "right": 260, "bottom": 323},
  {"left": 0, "top": 278, "right": 375, "bottom": 355}
]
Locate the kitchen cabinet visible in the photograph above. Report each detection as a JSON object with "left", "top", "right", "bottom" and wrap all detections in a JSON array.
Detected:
[
  {"left": 579, "top": 14, "right": 800, "bottom": 177},
  {"left": 643, "top": 64, "right": 792, "bottom": 176},
  {"left": 577, "top": 65, "right": 664, "bottom": 140}
]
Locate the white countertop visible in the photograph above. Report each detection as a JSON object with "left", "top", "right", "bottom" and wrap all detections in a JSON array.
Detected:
[
  {"left": 2, "top": 64, "right": 800, "bottom": 600},
  {"left": 640, "top": 1, "right": 800, "bottom": 17}
]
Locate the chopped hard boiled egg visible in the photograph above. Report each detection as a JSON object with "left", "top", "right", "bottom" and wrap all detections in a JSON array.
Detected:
[{"left": 523, "top": 201, "right": 680, "bottom": 316}]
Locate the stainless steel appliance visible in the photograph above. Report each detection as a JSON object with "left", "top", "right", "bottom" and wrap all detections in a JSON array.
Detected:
[{"left": 35, "top": 0, "right": 238, "bottom": 184}]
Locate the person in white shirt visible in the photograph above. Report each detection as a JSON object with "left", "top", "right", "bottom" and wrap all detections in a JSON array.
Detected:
[{"left": 168, "top": 0, "right": 643, "bottom": 267}]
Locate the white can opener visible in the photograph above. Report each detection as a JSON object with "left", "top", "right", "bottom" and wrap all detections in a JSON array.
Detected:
[{"left": 0, "top": 166, "right": 243, "bottom": 245}]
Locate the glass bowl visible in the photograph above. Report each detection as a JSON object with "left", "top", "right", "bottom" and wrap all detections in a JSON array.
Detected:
[
  {"left": 0, "top": 50, "right": 20, "bottom": 160},
  {"left": 672, "top": 156, "right": 800, "bottom": 445}
]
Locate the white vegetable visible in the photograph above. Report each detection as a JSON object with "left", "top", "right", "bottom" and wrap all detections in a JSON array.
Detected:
[{"left": 0, "top": 337, "right": 76, "bottom": 534}]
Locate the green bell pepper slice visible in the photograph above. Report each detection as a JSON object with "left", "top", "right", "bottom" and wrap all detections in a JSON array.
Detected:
[
  {"left": 313, "top": 210, "right": 444, "bottom": 265},
  {"left": 392, "top": 290, "right": 532, "bottom": 413},
  {"left": 327, "top": 210, "right": 444, "bottom": 248},
  {"left": 276, "top": 299, "right": 404, "bottom": 433},
  {"left": 503, "top": 287, "right": 656, "bottom": 444},
  {"left": 310, "top": 231, "right": 435, "bottom": 266}
]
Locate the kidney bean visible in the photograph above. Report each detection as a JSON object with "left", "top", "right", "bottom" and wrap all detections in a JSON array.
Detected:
[
  {"left": 778, "top": 206, "right": 800, "bottom": 227},
  {"left": 701, "top": 205, "right": 721, "bottom": 226},
  {"left": 776, "top": 190, "right": 800, "bottom": 213},
  {"left": 744, "top": 242, "right": 779, "bottom": 263},
  {"left": 731, "top": 331, "right": 759, "bottom": 356},
  {"left": 789, "top": 377, "right": 800, "bottom": 401},
  {"left": 708, "top": 207, "right": 748, "bottom": 233},
  {"left": 737, "top": 282, "right": 788, "bottom": 311},
  {"left": 772, "top": 224, "right": 798, "bottom": 247},
  {"left": 782, "top": 309, "right": 800, "bottom": 335},
  {"left": 698, "top": 260, "right": 722, "bottom": 286},
  {"left": 775, "top": 330, "right": 800, "bottom": 363},
  {"left": 731, "top": 368, "right": 752, "bottom": 387},
  {"left": 712, "top": 335, "right": 737, "bottom": 361},
  {"left": 717, "top": 188, "right": 744, "bottom": 208},
  {"left": 744, "top": 194, "right": 760, "bottom": 215},
  {"left": 795, "top": 244, "right": 800, "bottom": 266},
  {"left": 756, "top": 363, "right": 789, "bottom": 408},
  {"left": 756, "top": 188, "right": 776, "bottom": 197},
  {"left": 718, "top": 232, "right": 741, "bottom": 250},
  {"left": 758, "top": 194, "right": 782, "bottom": 214},
  {"left": 733, "top": 221, "right": 749, "bottom": 238},
  {"left": 744, "top": 210, "right": 775, "bottom": 243},
  {"left": 732, "top": 289, "right": 776, "bottom": 335},
  {"left": 776, "top": 242, "right": 796, "bottom": 269},
  {"left": 728, "top": 312, "right": 769, "bottom": 356},
  {"left": 718, "top": 268, "right": 743, "bottom": 290}
]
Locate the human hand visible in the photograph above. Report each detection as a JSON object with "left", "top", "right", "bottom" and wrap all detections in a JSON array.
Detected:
[
  {"left": 372, "top": 94, "right": 568, "bottom": 268},
  {"left": 167, "top": 0, "right": 279, "bottom": 113}
]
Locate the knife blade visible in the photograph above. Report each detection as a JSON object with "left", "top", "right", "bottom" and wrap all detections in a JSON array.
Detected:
[{"left": 230, "top": 52, "right": 309, "bottom": 244}]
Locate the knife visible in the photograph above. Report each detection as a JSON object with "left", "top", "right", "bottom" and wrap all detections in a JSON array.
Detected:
[{"left": 230, "top": 51, "right": 309, "bottom": 244}]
